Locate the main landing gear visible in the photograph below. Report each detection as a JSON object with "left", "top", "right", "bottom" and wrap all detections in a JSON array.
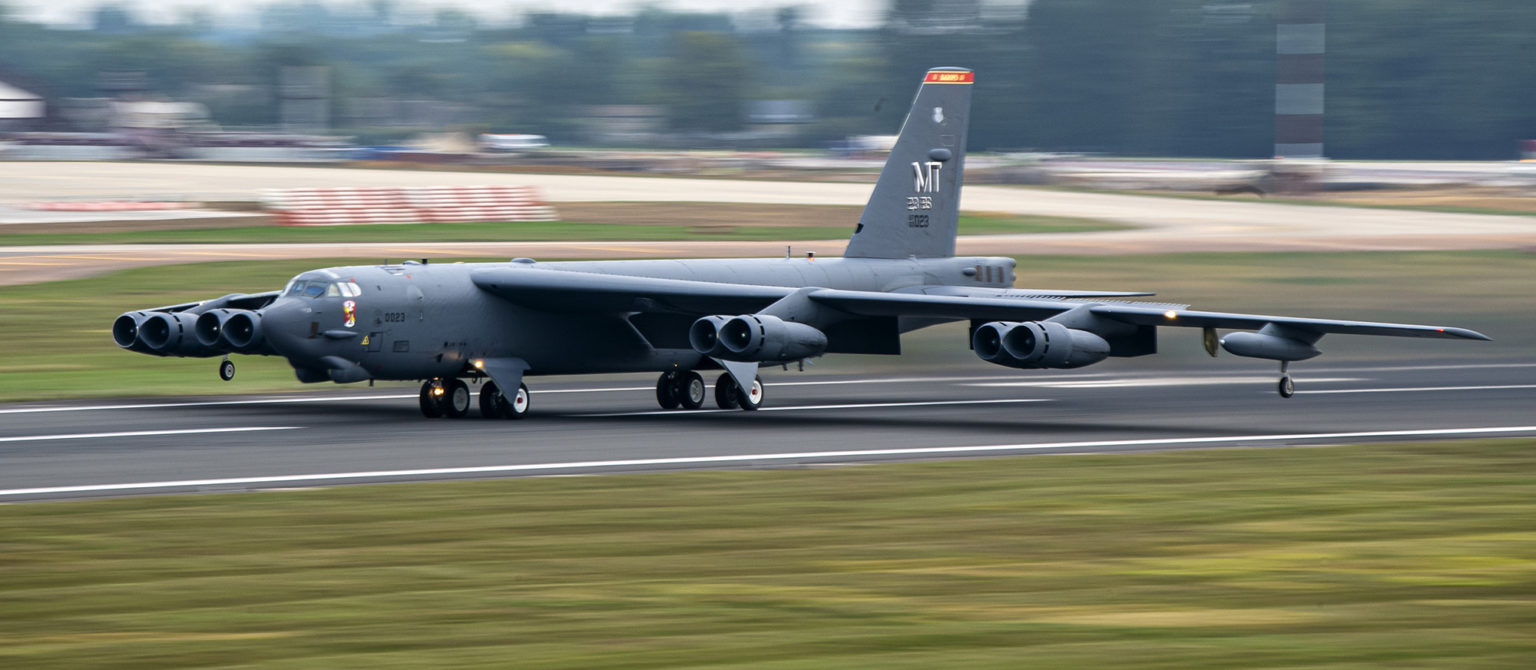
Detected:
[
  {"left": 419, "top": 377, "right": 529, "bottom": 419},
  {"left": 655, "top": 371, "right": 762, "bottom": 411}
]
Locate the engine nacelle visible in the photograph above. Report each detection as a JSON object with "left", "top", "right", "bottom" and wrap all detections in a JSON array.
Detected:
[
  {"left": 131, "top": 311, "right": 220, "bottom": 357},
  {"left": 112, "top": 311, "right": 156, "bottom": 353},
  {"left": 972, "top": 321, "right": 1110, "bottom": 369},
  {"left": 195, "top": 308, "right": 267, "bottom": 353},
  {"left": 1219, "top": 331, "right": 1321, "bottom": 362},
  {"left": 687, "top": 315, "right": 732, "bottom": 358},
  {"left": 699, "top": 314, "right": 828, "bottom": 362}
]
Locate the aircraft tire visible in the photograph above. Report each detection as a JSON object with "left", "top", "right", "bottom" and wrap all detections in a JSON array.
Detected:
[
  {"left": 443, "top": 378, "right": 471, "bottom": 418},
  {"left": 506, "top": 383, "right": 530, "bottom": 419},
  {"left": 656, "top": 372, "right": 681, "bottom": 409},
  {"left": 218, "top": 359, "right": 235, "bottom": 381},
  {"left": 1278, "top": 375, "right": 1295, "bottom": 399},
  {"left": 737, "top": 375, "right": 764, "bottom": 411},
  {"left": 419, "top": 381, "right": 443, "bottom": 418},
  {"left": 714, "top": 374, "right": 740, "bottom": 409},
  {"left": 678, "top": 371, "right": 706, "bottom": 410}
]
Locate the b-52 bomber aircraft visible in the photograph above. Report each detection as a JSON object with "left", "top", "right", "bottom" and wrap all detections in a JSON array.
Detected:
[{"left": 113, "top": 67, "right": 1488, "bottom": 419}]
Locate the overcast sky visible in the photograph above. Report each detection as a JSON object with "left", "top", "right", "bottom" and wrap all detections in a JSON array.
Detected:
[{"left": 5, "top": 0, "right": 887, "bottom": 29}]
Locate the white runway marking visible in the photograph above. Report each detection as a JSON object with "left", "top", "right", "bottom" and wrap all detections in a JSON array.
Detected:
[
  {"left": 3, "top": 425, "right": 1534, "bottom": 498},
  {"left": 0, "top": 395, "right": 416, "bottom": 415},
  {"left": 966, "top": 376, "right": 1359, "bottom": 389},
  {"left": 0, "top": 426, "right": 300, "bottom": 444},
  {"left": 1301, "top": 384, "right": 1536, "bottom": 395},
  {"left": 586, "top": 398, "right": 1049, "bottom": 417}
]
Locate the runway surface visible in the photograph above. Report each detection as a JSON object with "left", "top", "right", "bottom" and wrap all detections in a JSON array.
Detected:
[{"left": 2, "top": 359, "right": 1532, "bottom": 502}]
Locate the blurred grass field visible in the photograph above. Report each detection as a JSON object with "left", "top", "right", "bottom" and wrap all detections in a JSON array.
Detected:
[
  {"left": 0, "top": 249, "right": 1527, "bottom": 402},
  {"left": 1, "top": 439, "right": 1532, "bottom": 668},
  {"left": 0, "top": 212, "right": 1123, "bottom": 246}
]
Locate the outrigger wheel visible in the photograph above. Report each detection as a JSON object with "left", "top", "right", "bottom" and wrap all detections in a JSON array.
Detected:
[
  {"left": 1278, "top": 361, "right": 1295, "bottom": 399},
  {"left": 218, "top": 357, "right": 235, "bottom": 381}
]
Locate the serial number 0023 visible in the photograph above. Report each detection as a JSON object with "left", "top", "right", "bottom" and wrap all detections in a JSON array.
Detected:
[
  {"left": 908, "top": 214, "right": 930, "bottom": 228},
  {"left": 382, "top": 312, "right": 408, "bottom": 323}
]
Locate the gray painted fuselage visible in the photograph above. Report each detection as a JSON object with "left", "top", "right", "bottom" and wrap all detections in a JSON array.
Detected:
[{"left": 265, "top": 256, "right": 1016, "bottom": 381}]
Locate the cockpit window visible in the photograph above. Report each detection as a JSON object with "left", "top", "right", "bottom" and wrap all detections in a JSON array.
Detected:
[{"left": 284, "top": 277, "right": 360, "bottom": 299}]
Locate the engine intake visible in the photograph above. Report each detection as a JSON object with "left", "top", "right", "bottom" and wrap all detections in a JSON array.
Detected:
[
  {"left": 112, "top": 311, "right": 155, "bottom": 353},
  {"left": 692, "top": 314, "right": 827, "bottom": 362},
  {"left": 973, "top": 321, "right": 1110, "bottom": 369}
]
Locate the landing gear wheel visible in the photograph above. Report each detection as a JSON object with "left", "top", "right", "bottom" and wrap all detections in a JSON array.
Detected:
[
  {"left": 677, "top": 371, "right": 706, "bottom": 410},
  {"left": 506, "top": 383, "right": 530, "bottom": 419},
  {"left": 218, "top": 358, "right": 235, "bottom": 381},
  {"left": 419, "top": 380, "right": 444, "bottom": 418},
  {"left": 714, "top": 374, "right": 741, "bottom": 409},
  {"left": 1278, "top": 375, "right": 1295, "bottom": 399},
  {"left": 656, "top": 371, "right": 681, "bottom": 409},
  {"left": 736, "top": 375, "right": 764, "bottom": 411},
  {"left": 443, "top": 378, "right": 471, "bottom": 418}
]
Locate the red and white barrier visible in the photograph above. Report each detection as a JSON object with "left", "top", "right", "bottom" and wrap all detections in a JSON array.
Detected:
[{"left": 263, "top": 185, "right": 557, "bottom": 226}]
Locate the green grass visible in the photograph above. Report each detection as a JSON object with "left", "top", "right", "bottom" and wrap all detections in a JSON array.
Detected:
[
  {"left": 1, "top": 250, "right": 1527, "bottom": 402},
  {"left": 1, "top": 440, "right": 1533, "bottom": 668},
  {"left": 0, "top": 214, "right": 1124, "bottom": 246}
]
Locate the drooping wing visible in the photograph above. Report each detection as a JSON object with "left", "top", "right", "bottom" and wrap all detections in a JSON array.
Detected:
[
  {"left": 471, "top": 267, "right": 794, "bottom": 314},
  {"left": 470, "top": 267, "right": 1489, "bottom": 342},
  {"left": 807, "top": 289, "right": 1490, "bottom": 341}
]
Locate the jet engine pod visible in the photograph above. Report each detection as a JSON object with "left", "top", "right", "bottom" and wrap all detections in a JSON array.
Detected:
[
  {"left": 222, "top": 310, "right": 266, "bottom": 353},
  {"left": 137, "top": 311, "right": 216, "bottom": 357},
  {"left": 1219, "top": 331, "right": 1321, "bottom": 362},
  {"left": 718, "top": 314, "right": 827, "bottom": 362},
  {"left": 972, "top": 321, "right": 1110, "bottom": 369},
  {"left": 195, "top": 309, "right": 237, "bottom": 349},
  {"left": 688, "top": 315, "right": 732, "bottom": 357},
  {"left": 112, "top": 311, "right": 155, "bottom": 353}
]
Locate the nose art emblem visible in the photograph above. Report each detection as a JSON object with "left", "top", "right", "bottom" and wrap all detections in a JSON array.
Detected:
[
  {"left": 343, "top": 300, "right": 357, "bottom": 328},
  {"left": 932, "top": 107, "right": 944, "bottom": 124}
]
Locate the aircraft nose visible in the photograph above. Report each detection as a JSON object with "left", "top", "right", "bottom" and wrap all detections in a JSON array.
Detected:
[{"left": 260, "top": 298, "right": 314, "bottom": 360}]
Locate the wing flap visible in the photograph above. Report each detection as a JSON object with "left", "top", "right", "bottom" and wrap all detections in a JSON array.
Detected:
[{"left": 1089, "top": 304, "right": 1491, "bottom": 340}]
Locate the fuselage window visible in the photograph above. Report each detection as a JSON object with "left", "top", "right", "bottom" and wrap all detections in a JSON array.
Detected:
[
  {"left": 325, "top": 283, "right": 341, "bottom": 297},
  {"left": 301, "top": 281, "right": 326, "bottom": 298}
]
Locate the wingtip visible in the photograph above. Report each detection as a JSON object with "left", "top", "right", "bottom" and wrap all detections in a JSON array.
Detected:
[{"left": 1445, "top": 327, "right": 1493, "bottom": 341}]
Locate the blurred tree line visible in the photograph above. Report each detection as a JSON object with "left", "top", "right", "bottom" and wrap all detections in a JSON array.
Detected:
[{"left": 0, "top": 0, "right": 1531, "bottom": 158}]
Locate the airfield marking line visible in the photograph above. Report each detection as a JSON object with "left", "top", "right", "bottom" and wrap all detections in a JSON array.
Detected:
[
  {"left": 1300, "top": 384, "right": 1536, "bottom": 395},
  {"left": 1312, "top": 362, "right": 1536, "bottom": 373},
  {"left": 0, "top": 426, "right": 299, "bottom": 444},
  {"left": 967, "top": 376, "right": 1360, "bottom": 389},
  {"left": 4, "top": 425, "right": 1536, "bottom": 498},
  {"left": 0, "top": 396, "right": 417, "bottom": 414},
  {"left": 588, "top": 399, "right": 1049, "bottom": 417}
]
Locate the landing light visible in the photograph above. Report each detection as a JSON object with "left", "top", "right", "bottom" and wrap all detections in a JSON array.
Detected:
[
  {"left": 473, "top": 359, "right": 485, "bottom": 369},
  {"left": 1164, "top": 310, "right": 1178, "bottom": 319}
]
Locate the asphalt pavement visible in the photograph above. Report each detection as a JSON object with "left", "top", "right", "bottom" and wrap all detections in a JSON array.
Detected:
[{"left": 2, "top": 358, "right": 1532, "bottom": 503}]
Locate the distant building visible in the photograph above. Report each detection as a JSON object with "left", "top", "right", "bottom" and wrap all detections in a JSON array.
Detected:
[{"left": 0, "top": 80, "right": 45, "bottom": 130}]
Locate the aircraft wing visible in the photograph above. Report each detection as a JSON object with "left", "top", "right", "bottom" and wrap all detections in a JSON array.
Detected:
[
  {"left": 809, "top": 289, "right": 1489, "bottom": 340},
  {"left": 471, "top": 268, "right": 1488, "bottom": 341},
  {"left": 471, "top": 267, "right": 794, "bottom": 314},
  {"left": 137, "top": 290, "right": 283, "bottom": 314}
]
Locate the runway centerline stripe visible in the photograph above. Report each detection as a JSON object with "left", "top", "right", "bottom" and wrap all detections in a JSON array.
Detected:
[
  {"left": 585, "top": 398, "right": 1049, "bottom": 417},
  {"left": 0, "top": 396, "right": 417, "bottom": 414},
  {"left": 0, "top": 426, "right": 300, "bottom": 444},
  {"left": 3, "top": 425, "right": 1534, "bottom": 498},
  {"left": 1300, "top": 384, "right": 1536, "bottom": 395}
]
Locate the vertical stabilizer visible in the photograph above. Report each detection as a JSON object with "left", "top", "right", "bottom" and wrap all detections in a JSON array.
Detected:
[{"left": 844, "top": 67, "right": 974, "bottom": 259}]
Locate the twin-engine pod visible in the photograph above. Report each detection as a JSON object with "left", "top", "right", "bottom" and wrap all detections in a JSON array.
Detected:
[
  {"left": 690, "top": 314, "right": 827, "bottom": 362},
  {"left": 972, "top": 321, "right": 1110, "bottom": 369},
  {"left": 195, "top": 309, "right": 267, "bottom": 353},
  {"left": 114, "top": 311, "right": 218, "bottom": 357}
]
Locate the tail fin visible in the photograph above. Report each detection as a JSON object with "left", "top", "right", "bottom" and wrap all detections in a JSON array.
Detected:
[{"left": 844, "top": 67, "right": 974, "bottom": 259}]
